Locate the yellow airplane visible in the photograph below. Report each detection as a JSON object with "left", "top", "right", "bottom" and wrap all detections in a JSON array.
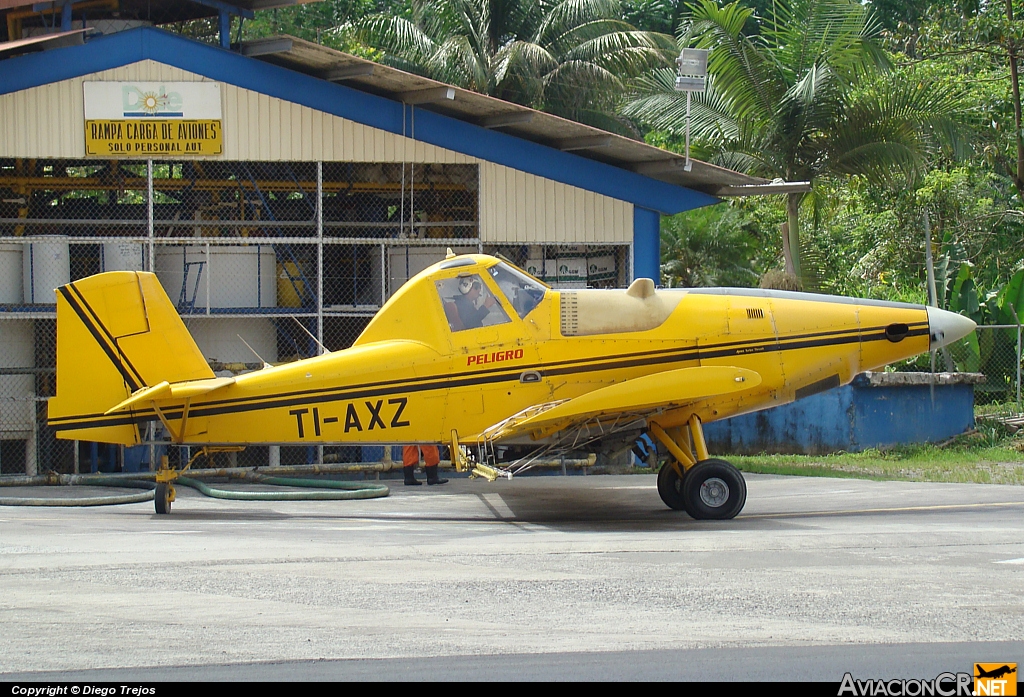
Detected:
[{"left": 48, "top": 251, "right": 975, "bottom": 517}]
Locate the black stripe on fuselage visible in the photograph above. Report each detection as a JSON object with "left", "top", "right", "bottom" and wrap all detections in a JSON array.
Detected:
[
  {"left": 51, "top": 321, "right": 929, "bottom": 431},
  {"left": 52, "top": 319, "right": 926, "bottom": 422}
]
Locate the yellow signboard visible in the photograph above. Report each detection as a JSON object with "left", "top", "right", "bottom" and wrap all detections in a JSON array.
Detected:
[{"left": 85, "top": 119, "right": 222, "bottom": 156}]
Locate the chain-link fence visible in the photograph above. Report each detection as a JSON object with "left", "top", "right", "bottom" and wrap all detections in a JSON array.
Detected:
[
  {"left": 941, "top": 325, "right": 1023, "bottom": 411},
  {"left": 0, "top": 157, "right": 630, "bottom": 475}
]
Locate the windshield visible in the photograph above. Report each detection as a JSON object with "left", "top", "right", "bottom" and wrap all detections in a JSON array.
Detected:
[{"left": 488, "top": 262, "right": 546, "bottom": 319}]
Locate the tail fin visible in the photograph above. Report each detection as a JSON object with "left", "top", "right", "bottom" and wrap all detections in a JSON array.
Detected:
[{"left": 48, "top": 271, "right": 213, "bottom": 445}]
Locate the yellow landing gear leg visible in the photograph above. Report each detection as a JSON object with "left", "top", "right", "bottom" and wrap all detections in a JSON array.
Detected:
[
  {"left": 649, "top": 416, "right": 747, "bottom": 519},
  {"left": 152, "top": 447, "right": 246, "bottom": 514},
  {"left": 154, "top": 455, "right": 177, "bottom": 514}
]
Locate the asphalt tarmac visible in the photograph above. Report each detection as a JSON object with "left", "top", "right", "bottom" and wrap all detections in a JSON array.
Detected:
[{"left": 0, "top": 472, "right": 1022, "bottom": 681}]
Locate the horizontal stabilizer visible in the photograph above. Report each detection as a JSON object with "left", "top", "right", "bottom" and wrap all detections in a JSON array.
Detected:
[
  {"left": 104, "top": 377, "right": 236, "bottom": 415},
  {"left": 487, "top": 365, "right": 761, "bottom": 442}
]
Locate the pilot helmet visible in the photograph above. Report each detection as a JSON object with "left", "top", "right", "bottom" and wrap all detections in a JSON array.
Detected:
[{"left": 458, "top": 277, "right": 476, "bottom": 295}]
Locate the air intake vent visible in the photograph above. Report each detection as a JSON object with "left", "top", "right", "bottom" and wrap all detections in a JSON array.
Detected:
[
  {"left": 746, "top": 308, "right": 764, "bottom": 319},
  {"left": 561, "top": 292, "right": 579, "bottom": 336}
]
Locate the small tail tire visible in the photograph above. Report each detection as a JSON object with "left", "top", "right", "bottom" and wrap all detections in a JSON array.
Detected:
[
  {"left": 682, "top": 459, "right": 746, "bottom": 520},
  {"left": 155, "top": 482, "right": 172, "bottom": 515},
  {"left": 657, "top": 461, "right": 687, "bottom": 510}
]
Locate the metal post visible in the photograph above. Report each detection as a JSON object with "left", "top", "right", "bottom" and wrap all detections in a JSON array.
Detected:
[
  {"left": 1017, "top": 323, "right": 1021, "bottom": 409},
  {"left": 316, "top": 162, "right": 324, "bottom": 468},
  {"left": 410, "top": 106, "right": 415, "bottom": 238},
  {"left": 379, "top": 242, "right": 386, "bottom": 304},
  {"left": 60, "top": 0, "right": 72, "bottom": 32},
  {"left": 219, "top": 10, "right": 231, "bottom": 49},
  {"left": 684, "top": 91, "right": 692, "bottom": 172},
  {"left": 73, "top": 439, "right": 79, "bottom": 475},
  {"left": 147, "top": 159, "right": 154, "bottom": 271},
  {"left": 25, "top": 401, "right": 36, "bottom": 476},
  {"left": 400, "top": 103, "right": 405, "bottom": 241},
  {"left": 316, "top": 161, "right": 324, "bottom": 354},
  {"left": 205, "top": 242, "right": 211, "bottom": 315}
]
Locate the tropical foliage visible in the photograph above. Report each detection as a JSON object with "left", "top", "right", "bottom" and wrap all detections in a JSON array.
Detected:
[
  {"left": 347, "top": 0, "right": 677, "bottom": 131},
  {"left": 201, "top": 0, "right": 1022, "bottom": 330},
  {"left": 622, "top": 0, "right": 968, "bottom": 279}
]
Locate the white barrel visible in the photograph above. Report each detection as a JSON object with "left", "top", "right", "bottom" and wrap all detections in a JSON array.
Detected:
[
  {"left": 187, "top": 318, "right": 278, "bottom": 364},
  {"left": 0, "top": 244, "right": 22, "bottom": 304},
  {"left": 101, "top": 242, "right": 145, "bottom": 272},
  {"left": 23, "top": 237, "right": 70, "bottom": 304},
  {"left": 388, "top": 246, "right": 473, "bottom": 298},
  {"left": 0, "top": 320, "right": 35, "bottom": 435},
  {"left": 155, "top": 245, "right": 277, "bottom": 309}
]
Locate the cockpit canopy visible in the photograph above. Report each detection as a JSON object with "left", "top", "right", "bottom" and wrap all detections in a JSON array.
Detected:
[{"left": 353, "top": 255, "right": 547, "bottom": 347}]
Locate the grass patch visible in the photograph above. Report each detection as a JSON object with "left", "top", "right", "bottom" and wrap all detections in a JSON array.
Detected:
[{"left": 731, "top": 433, "right": 1024, "bottom": 485}]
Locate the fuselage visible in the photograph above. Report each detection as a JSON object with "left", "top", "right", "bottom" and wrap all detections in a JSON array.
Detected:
[{"left": 164, "top": 255, "right": 946, "bottom": 446}]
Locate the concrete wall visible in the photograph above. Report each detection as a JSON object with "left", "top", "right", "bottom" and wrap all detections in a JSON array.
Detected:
[{"left": 705, "top": 373, "right": 979, "bottom": 455}]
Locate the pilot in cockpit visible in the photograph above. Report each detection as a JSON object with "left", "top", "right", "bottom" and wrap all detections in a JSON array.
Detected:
[{"left": 452, "top": 276, "right": 499, "bottom": 330}]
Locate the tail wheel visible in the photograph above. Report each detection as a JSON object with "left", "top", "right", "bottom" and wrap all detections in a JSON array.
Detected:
[
  {"left": 657, "top": 462, "right": 687, "bottom": 510},
  {"left": 155, "top": 482, "right": 172, "bottom": 515},
  {"left": 682, "top": 459, "right": 746, "bottom": 520}
]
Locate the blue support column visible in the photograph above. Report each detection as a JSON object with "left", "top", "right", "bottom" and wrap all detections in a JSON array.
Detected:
[
  {"left": 60, "top": 0, "right": 73, "bottom": 31},
  {"left": 633, "top": 206, "right": 661, "bottom": 284},
  {"left": 219, "top": 10, "right": 231, "bottom": 49}
]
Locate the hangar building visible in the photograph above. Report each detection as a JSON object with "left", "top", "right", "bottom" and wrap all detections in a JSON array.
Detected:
[{"left": 0, "top": 0, "right": 771, "bottom": 475}]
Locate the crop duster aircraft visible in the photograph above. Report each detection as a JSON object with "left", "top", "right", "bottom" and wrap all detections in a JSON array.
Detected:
[{"left": 48, "top": 251, "right": 975, "bottom": 517}]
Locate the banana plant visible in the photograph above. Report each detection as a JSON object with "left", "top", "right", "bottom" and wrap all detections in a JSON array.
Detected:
[{"left": 943, "top": 261, "right": 1023, "bottom": 398}]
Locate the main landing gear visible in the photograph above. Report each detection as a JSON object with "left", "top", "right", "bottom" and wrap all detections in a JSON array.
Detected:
[{"left": 649, "top": 417, "right": 747, "bottom": 520}]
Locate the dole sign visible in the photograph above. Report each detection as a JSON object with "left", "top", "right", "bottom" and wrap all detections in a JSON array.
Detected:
[{"left": 84, "top": 82, "right": 222, "bottom": 156}]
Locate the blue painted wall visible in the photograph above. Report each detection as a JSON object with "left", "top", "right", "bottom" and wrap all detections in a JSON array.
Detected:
[{"left": 705, "top": 376, "right": 977, "bottom": 455}]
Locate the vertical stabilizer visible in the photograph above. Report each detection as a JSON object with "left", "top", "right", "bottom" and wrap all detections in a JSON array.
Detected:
[{"left": 48, "top": 271, "right": 213, "bottom": 444}]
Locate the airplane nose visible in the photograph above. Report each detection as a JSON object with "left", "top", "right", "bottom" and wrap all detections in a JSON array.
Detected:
[{"left": 926, "top": 306, "right": 976, "bottom": 349}]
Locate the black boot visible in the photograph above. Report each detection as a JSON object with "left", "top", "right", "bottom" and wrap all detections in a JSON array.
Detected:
[
  {"left": 403, "top": 465, "right": 421, "bottom": 486},
  {"left": 425, "top": 465, "right": 448, "bottom": 485}
]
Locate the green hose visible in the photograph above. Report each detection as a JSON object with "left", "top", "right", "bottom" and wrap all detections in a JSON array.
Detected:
[
  {"left": 0, "top": 478, "right": 155, "bottom": 507},
  {"left": 0, "top": 472, "right": 389, "bottom": 507},
  {"left": 177, "top": 475, "right": 389, "bottom": 501}
]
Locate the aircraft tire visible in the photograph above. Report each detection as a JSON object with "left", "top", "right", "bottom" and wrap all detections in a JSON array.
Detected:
[
  {"left": 682, "top": 459, "right": 746, "bottom": 520},
  {"left": 155, "top": 482, "right": 172, "bottom": 515},
  {"left": 657, "top": 462, "right": 687, "bottom": 510}
]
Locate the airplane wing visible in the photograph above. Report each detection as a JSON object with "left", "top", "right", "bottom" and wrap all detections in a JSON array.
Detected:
[{"left": 481, "top": 365, "right": 761, "bottom": 444}]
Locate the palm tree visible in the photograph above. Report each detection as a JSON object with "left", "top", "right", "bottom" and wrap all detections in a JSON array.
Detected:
[
  {"left": 349, "top": 0, "right": 676, "bottom": 132},
  {"left": 622, "top": 0, "right": 966, "bottom": 278},
  {"left": 660, "top": 204, "right": 759, "bottom": 287}
]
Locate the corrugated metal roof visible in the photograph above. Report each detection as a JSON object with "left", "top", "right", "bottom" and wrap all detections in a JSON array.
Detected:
[
  {"left": 239, "top": 35, "right": 772, "bottom": 196},
  {"left": 0, "top": 27, "right": 85, "bottom": 56}
]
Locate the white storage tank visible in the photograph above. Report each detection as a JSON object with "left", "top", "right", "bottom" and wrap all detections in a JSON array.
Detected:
[
  {"left": 0, "top": 320, "right": 36, "bottom": 436},
  {"left": 0, "top": 244, "right": 22, "bottom": 304},
  {"left": 155, "top": 245, "right": 277, "bottom": 310},
  {"left": 388, "top": 246, "right": 475, "bottom": 298},
  {"left": 186, "top": 318, "right": 278, "bottom": 365},
  {"left": 101, "top": 242, "right": 145, "bottom": 272},
  {"left": 23, "top": 237, "right": 70, "bottom": 304}
]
